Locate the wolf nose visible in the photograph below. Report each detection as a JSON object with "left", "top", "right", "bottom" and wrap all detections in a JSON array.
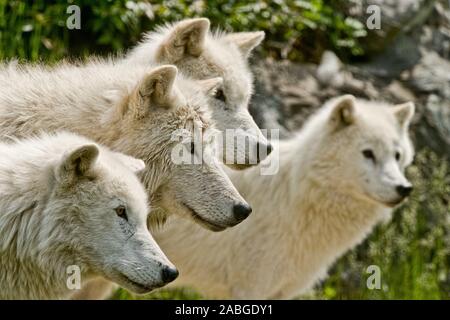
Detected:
[
  {"left": 161, "top": 266, "right": 179, "bottom": 284},
  {"left": 233, "top": 203, "right": 252, "bottom": 221},
  {"left": 396, "top": 185, "right": 413, "bottom": 197},
  {"left": 256, "top": 142, "right": 273, "bottom": 162}
]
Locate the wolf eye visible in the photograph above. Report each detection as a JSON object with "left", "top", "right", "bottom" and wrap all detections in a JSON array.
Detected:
[
  {"left": 115, "top": 205, "right": 128, "bottom": 221},
  {"left": 214, "top": 89, "right": 226, "bottom": 103},
  {"left": 395, "top": 151, "right": 401, "bottom": 161},
  {"left": 362, "top": 149, "right": 376, "bottom": 162}
]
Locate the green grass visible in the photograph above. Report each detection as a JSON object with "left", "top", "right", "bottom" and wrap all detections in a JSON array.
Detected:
[{"left": 0, "top": 0, "right": 365, "bottom": 63}]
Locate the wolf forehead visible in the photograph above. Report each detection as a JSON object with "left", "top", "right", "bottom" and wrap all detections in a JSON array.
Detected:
[
  {"left": 144, "top": 23, "right": 254, "bottom": 101},
  {"left": 169, "top": 104, "right": 219, "bottom": 144},
  {"left": 184, "top": 34, "right": 254, "bottom": 101},
  {"left": 326, "top": 98, "right": 410, "bottom": 129},
  {"left": 356, "top": 101, "right": 411, "bottom": 138},
  {"left": 163, "top": 73, "right": 215, "bottom": 125},
  {"left": 60, "top": 146, "right": 149, "bottom": 216},
  {"left": 321, "top": 96, "right": 415, "bottom": 164}
]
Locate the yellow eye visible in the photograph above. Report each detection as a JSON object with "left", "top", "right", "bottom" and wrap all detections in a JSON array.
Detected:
[
  {"left": 362, "top": 149, "right": 376, "bottom": 163},
  {"left": 214, "top": 89, "right": 226, "bottom": 102},
  {"left": 115, "top": 205, "right": 128, "bottom": 221}
]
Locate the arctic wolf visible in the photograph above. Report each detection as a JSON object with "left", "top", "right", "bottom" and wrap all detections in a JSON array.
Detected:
[
  {"left": 0, "top": 132, "right": 177, "bottom": 299},
  {"left": 152, "top": 95, "right": 416, "bottom": 299},
  {"left": 126, "top": 18, "right": 272, "bottom": 168},
  {"left": 0, "top": 62, "right": 250, "bottom": 230}
]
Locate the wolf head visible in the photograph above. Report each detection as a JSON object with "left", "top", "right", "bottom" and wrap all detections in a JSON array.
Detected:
[
  {"left": 49, "top": 136, "right": 177, "bottom": 294},
  {"left": 308, "top": 95, "right": 415, "bottom": 207},
  {"left": 106, "top": 65, "right": 251, "bottom": 231},
  {"left": 127, "top": 18, "right": 272, "bottom": 169}
]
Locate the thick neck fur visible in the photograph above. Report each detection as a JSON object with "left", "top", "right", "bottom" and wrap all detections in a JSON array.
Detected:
[
  {"left": 225, "top": 121, "right": 390, "bottom": 297},
  {"left": 0, "top": 152, "right": 89, "bottom": 299},
  {"left": 156, "top": 123, "right": 390, "bottom": 299},
  {"left": 241, "top": 138, "right": 387, "bottom": 250},
  {"left": 154, "top": 99, "right": 406, "bottom": 299}
]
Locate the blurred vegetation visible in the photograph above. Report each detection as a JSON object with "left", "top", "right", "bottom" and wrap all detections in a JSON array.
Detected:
[
  {"left": 0, "top": 0, "right": 366, "bottom": 63},
  {"left": 0, "top": 0, "right": 448, "bottom": 300}
]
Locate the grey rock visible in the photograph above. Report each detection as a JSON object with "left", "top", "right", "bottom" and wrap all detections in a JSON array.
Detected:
[
  {"left": 414, "top": 95, "right": 450, "bottom": 156},
  {"left": 316, "top": 51, "right": 345, "bottom": 88},
  {"left": 410, "top": 50, "right": 450, "bottom": 98},
  {"left": 386, "top": 80, "right": 416, "bottom": 102},
  {"left": 250, "top": 54, "right": 450, "bottom": 159},
  {"left": 362, "top": 34, "right": 422, "bottom": 78},
  {"left": 353, "top": 0, "right": 436, "bottom": 54},
  {"left": 249, "top": 1, "right": 450, "bottom": 158}
]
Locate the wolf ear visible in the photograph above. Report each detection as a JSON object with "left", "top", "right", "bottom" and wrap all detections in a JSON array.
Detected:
[
  {"left": 134, "top": 65, "right": 178, "bottom": 114},
  {"left": 225, "top": 31, "right": 265, "bottom": 58},
  {"left": 197, "top": 77, "right": 223, "bottom": 96},
  {"left": 112, "top": 152, "right": 146, "bottom": 173},
  {"left": 330, "top": 95, "right": 356, "bottom": 129},
  {"left": 392, "top": 102, "right": 414, "bottom": 128},
  {"left": 156, "top": 18, "right": 210, "bottom": 62},
  {"left": 57, "top": 144, "right": 99, "bottom": 183}
]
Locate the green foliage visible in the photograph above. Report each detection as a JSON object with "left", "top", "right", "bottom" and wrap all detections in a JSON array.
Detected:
[{"left": 0, "top": 0, "right": 366, "bottom": 62}]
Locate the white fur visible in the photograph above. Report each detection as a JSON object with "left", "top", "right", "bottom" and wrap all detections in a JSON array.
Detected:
[
  {"left": 126, "top": 18, "right": 271, "bottom": 168},
  {"left": 152, "top": 96, "right": 415, "bottom": 299},
  {"left": 0, "top": 60, "right": 248, "bottom": 230},
  {"left": 0, "top": 132, "right": 176, "bottom": 299}
]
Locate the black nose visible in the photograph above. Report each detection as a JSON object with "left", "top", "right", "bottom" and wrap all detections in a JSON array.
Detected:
[
  {"left": 233, "top": 203, "right": 252, "bottom": 221},
  {"left": 256, "top": 143, "right": 273, "bottom": 162},
  {"left": 161, "top": 266, "right": 179, "bottom": 283},
  {"left": 396, "top": 185, "right": 413, "bottom": 197}
]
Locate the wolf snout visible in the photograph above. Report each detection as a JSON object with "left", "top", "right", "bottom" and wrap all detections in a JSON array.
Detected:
[
  {"left": 233, "top": 202, "right": 252, "bottom": 222},
  {"left": 396, "top": 184, "right": 413, "bottom": 198},
  {"left": 161, "top": 265, "right": 179, "bottom": 284}
]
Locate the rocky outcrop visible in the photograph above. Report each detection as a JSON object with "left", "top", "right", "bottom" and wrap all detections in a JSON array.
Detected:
[{"left": 249, "top": 1, "right": 450, "bottom": 159}]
